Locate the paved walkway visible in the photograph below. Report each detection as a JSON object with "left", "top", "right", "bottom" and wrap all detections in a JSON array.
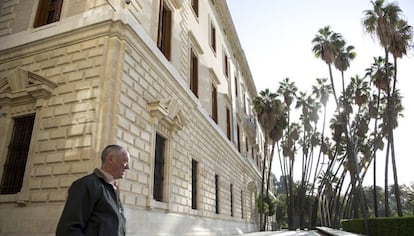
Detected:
[
  {"left": 235, "top": 231, "right": 322, "bottom": 235},
  {"left": 236, "top": 228, "right": 361, "bottom": 236}
]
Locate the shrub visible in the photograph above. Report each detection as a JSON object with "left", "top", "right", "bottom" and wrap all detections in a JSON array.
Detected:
[{"left": 341, "top": 216, "right": 414, "bottom": 236}]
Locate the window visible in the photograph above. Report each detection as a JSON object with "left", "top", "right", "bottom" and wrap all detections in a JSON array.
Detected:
[
  {"left": 226, "top": 107, "right": 231, "bottom": 140},
  {"left": 1, "top": 115, "right": 35, "bottom": 194},
  {"left": 191, "top": 159, "right": 198, "bottom": 209},
  {"left": 34, "top": 0, "right": 63, "bottom": 28},
  {"left": 234, "top": 77, "right": 238, "bottom": 97},
  {"left": 230, "top": 184, "right": 233, "bottom": 216},
  {"left": 241, "top": 190, "right": 244, "bottom": 218},
  {"left": 245, "top": 137, "right": 249, "bottom": 154},
  {"left": 191, "top": 0, "right": 199, "bottom": 17},
  {"left": 210, "top": 22, "right": 216, "bottom": 53},
  {"left": 243, "top": 93, "right": 247, "bottom": 113},
  {"left": 224, "top": 53, "right": 229, "bottom": 78},
  {"left": 237, "top": 124, "right": 241, "bottom": 152},
  {"left": 223, "top": 54, "right": 229, "bottom": 78},
  {"left": 157, "top": 1, "right": 172, "bottom": 60},
  {"left": 215, "top": 174, "right": 219, "bottom": 214},
  {"left": 153, "top": 133, "right": 166, "bottom": 201},
  {"left": 211, "top": 84, "right": 217, "bottom": 123},
  {"left": 190, "top": 48, "right": 199, "bottom": 97}
]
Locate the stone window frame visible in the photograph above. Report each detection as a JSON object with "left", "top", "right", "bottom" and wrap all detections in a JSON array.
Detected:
[
  {"left": 0, "top": 68, "right": 56, "bottom": 205},
  {"left": 146, "top": 98, "right": 187, "bottom": 211}
]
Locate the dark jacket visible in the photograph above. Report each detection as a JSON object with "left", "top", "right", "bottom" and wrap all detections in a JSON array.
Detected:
[{"left": 56, "top": 169, "right": 126, "bottom": 236}]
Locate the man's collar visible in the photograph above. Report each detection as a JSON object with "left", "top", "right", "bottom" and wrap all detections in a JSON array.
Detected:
[{"left": 94, "top": 168, "right": 115, "bottom": 184}]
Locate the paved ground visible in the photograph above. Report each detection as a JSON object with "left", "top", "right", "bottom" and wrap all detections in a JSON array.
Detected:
[
  {"left": 236, "top": 230, "right": 326, "bottom": 236},
  {"left": 236, "top": 228, "right": 361, "bottom": 236}
]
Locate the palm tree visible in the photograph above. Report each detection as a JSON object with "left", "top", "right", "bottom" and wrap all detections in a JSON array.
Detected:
[
  {"left": 312, "top": 25, "right": 345, "bottom": 107},
  {"left": 365, "top": 56, "right": 388, "bottom": 217},
  {"left": 334, "top": 44, "right": 356, "bottom": 94},
  {"left": 253, "top": 89, "right": 284, "bottom": 230},
  {"left": 313, "top": 26, "right": 370, "bottom": 233},
  {"left": 276, "top": 78, "right": 297, "bottom": 229},
  {"left": 388, "top": 19, "right": 413, "bottom": 217},
  {"left": 363, "top": 0, "right": 411, "bottom": 217},
  {"left": 309, "top": 78, "right": 332, "bottom": 228}
]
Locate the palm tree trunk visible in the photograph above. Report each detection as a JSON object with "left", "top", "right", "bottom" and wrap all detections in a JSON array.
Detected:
[
  {"left": 391, "top": 56, "right": 402, "bottom": 216},
  {"left": 384, "top": 141, "right": 390, "bottom": 217},
  {"left": 260, "top": 139, "right": 268, "bottom": 231},
  {"left": 328, "top": 64, "right": 339, "bottom": 107},
  {"left": 373, "top": 87, "right": 381, "bottom": 217}
]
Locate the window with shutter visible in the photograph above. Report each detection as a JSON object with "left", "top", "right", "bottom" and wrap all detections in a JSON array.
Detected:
[
  {"left": 215, "top": 174, "right": 219, "bottom": 214},
  {"left": 1, "top": 115, "right": 35, "bottom": 194},
  {"left": 212, "top": 84, "right": 217, "bottom": 123},
  {"left": 190, "top": 49, "right": 199, "bottom": 97},
  {"left": 34, "top": 0, "right": 63, "bottom": 27},
  {"left": 153, "top": 133, "right": 166, "bottom": 202},
  {"left": 157, "top": 1, "right": 172, "bottom": 60},
  {"left": 191, "top": 159, "right": 198, "bottom": 209}
]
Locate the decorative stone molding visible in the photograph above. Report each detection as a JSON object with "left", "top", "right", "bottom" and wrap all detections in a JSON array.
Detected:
[
  {"left": 170, "top": 0, "right": 184, "bottom": 9},
  {"left": 242, "top": 115, "right": 257, "bottom": 142},
  {"left": 0, "top": 68, "right": 57, "bottom": 107},
  {"left": 147, "top": 98, "right": 187, "bottom": 131},
  {"left": 188, "top": 30, "right": 204, "bottom": 55}
]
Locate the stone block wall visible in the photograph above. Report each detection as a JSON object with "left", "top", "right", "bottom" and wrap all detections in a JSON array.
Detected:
[{"left": 0, "top": 0, "right": 263, "bottom": 235}]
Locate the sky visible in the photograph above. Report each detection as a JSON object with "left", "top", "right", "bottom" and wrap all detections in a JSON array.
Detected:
[{"left": 227, "top": 0, "right": 414, "bottom": 186}]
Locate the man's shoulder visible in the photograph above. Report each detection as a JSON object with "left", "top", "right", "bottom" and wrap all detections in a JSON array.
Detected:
[{"left": 72, "top": 170, "right": 103, "bottom": 186}]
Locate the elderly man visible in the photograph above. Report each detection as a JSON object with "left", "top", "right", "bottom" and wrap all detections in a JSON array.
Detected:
[{"left": 56, "top": 145, "right": 130, "bottom": 236}]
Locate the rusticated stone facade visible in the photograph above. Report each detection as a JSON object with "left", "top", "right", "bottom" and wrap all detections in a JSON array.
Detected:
[{"left": 0, "top": 0, "right": 265, "bottom": 235}]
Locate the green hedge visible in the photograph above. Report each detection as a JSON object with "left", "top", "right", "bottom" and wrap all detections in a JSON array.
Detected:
[{"left": 341, "top": 216, "right": 414, "bottom": 236}]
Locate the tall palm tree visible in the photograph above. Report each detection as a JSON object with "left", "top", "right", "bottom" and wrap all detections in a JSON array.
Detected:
[
  {"left": 388, "top": 18, "right": 412, "bottom": 217},
  {"left": 253, "top": 89, "right": 279, "bottom": 230},
  {"left": 365, "top": 56, "right": 388, "bottom": 217},
  {"left": 363, "top": 0, "right": 411, "bottom": 217},
  {"left": 276, "top": 78, "right": 297, "bottom": 229},
  {"left": 309, "top": 78, "right": 332, "bottom": 228},
  {"left": 313, "top": 26, "right": 369, "bottom": 233},
  {"left": 312, "top": 25, "right": 345, "bottom": 107},
  {"left": 334, "top": 44, "right": 356, "bottom": 94}
]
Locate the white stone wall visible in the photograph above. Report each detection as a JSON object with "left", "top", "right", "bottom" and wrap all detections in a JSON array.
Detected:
[{"left": 0, "top": 0, "right": 264, "bottom": 235}]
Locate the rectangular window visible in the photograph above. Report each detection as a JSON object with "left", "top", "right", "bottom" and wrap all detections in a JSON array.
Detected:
[
  {"left": 245, "top": 137, "right": 249, "bottom": 153},
  {"left": 191, "top": 159, "right": 198, "bottom": 209},
  {"left": 190, "top": 48, "right": 199, "bottom": 97},
  {"left": 212, "top": 84, "right": 218, "bottom": 123},
  {"left": 210, "top": 22, "right": 216, "bottom": 53},
  {"left": 243, "top": 93, "right": 247, "bottom": 114},
  {"left": 34, "top": 0, "right": 63, "bottom": 27},
  {"left": 215, "top": 174, "right": 219, "bottom": 214},
  {"left": 237, "top": 124, "right": 241, "bottom": 152},
  {"left": 1, "top": 115, "right": 35, "bottom": 194},
  {"left": 224, "top": 53, "right": 229, "bottom": 78},
  {"left": 157, "top": 1, "right": 172, "bottom": 60},
  {"left": 234, "top": 77, "right": 238, "bottom": 97},
  {"left": 191, "top": 0, "right": 199, "bottom": 17},
  {"left": 241, "top": 190, "right": 244, "bottom": 218},
  {"left": 153, "top": 133, "right": 166, "bottom": 202},
  {"left": 230, "top": 184, "right": 233, "bottom": 216},
  {"left": 226, "top": 107, "right": 231, "bottom": 140}
]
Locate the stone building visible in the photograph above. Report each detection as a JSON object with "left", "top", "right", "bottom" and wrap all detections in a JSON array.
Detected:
[{"left": 0, "top": 0, "right": 266, "bottom": 235}]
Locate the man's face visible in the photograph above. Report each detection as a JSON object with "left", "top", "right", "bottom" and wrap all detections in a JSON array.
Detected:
[{"left": 110, "top": 151, "right": 130, "bottom": 179}]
